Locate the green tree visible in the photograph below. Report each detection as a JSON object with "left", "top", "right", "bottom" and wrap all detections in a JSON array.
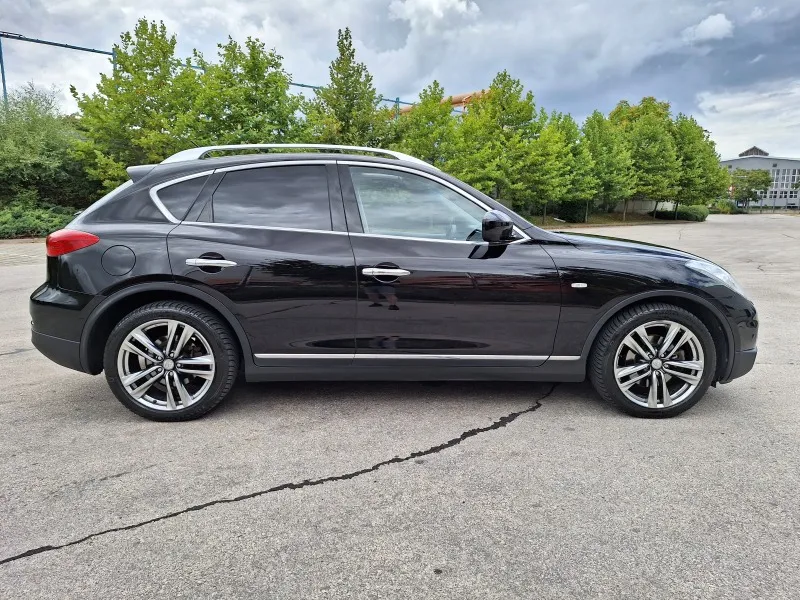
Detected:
[
  {"left": 306, "top": 28, "right": 391, "bottom": 146},
  {"left": 71, "top": 19, "right": 202, "bottom": 190},
  {"left": 672, "top": 114, "right": 728, "bottom": 208},
  {"left": 610, "top": 96, "right": 672, "bottom": 131},
  {"left": 177, "top": 37, "right": 305, "bottom": 146},
  {"left": 582, "top": 110, "right": 636, "bottom": 214},
  {"left": 0, "top": 83, "right": 97, "bottom": 207},
  {"left": 392, "top": 81, "right": 456, "bottom": 168},
  {"left": 525, "top": 122, "right": 571, "bottom": 221},
  {"left": 446, "top": 70, "right": 545, "bottom": 209},
  {"left": 550, "top": 113, "right": 599, "bottom": 222},
  {"left": 731, "top": 169, "right": 772, "bottom": 212},
  {"left": 627, "top": 113, "right": 681, "bottom": 219}
]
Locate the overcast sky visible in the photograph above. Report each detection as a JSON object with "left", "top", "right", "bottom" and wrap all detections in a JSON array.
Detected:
[{"left": 3, "top": 0, "right": 799, "bottom": 159}]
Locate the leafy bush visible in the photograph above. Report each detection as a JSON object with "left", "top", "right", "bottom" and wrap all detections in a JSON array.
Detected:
[
  {"left": 710, "top": 199, "right": 736, "bottom": 214},
  {"left": 652, "top": 204, "right": 709, "bottom": 222},
  {"left": 0, "top": 191, "right": 75, "bottom": 238}
]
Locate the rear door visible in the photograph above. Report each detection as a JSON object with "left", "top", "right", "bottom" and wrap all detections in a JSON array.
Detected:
[
  {"left": 340, "top": 162, "right": 562, "bottom": 368},
  {"left": 166, "top": 161, "right": 358, "bottom": 366}
]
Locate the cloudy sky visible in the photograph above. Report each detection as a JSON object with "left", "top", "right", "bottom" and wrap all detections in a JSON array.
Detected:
[{"left": 3, "top": 0, "right": 799, "bottom": 158}]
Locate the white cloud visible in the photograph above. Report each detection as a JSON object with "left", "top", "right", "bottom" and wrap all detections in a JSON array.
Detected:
[
  {"left": 743, "top": 6, "right": 777, "bottom": 23},
  {"left": 748, "top": 54, "right": 765, "bottom": 64},
  {"left": 682, "top": 13, "right": 734, "bottom": 42},
  {"left": 697, "top": 79, "right": 800, "bottom": 158}
]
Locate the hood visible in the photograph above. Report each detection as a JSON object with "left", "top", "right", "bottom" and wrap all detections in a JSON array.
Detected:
[{"left": 551, "top": 231, "right": 700, "bottom": 261}]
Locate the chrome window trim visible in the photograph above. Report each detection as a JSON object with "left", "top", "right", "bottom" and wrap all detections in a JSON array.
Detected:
[
  {"left": 183, "top": 222, "right": 350, "bottom": 236},
  {"left": 149, "top": 170, "right": 214, "bottom": 223},
  {"left": 339, "top": 160, "right": 531, "bottom": 243}
]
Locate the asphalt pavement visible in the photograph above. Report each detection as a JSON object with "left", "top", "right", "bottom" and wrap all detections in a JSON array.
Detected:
[{"left": 0, "top": 215, "right": 798, "bottom": 599}]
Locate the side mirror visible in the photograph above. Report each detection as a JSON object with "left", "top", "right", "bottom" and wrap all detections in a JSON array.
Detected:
[{"left": 482, "top": 210, "right": 515, "bottom": 243}]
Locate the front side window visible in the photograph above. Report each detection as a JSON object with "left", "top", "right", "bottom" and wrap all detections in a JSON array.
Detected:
[
  {"left": 349, "top": 167, "right": 488, "bottom": 241},
  {"left": 212, "top": 165, "right": 331, "bottom": 230}
]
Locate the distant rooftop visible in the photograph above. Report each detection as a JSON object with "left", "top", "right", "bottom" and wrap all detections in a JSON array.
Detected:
[{"left": 739, "top": 146, "right": 769, "bottom": 157}]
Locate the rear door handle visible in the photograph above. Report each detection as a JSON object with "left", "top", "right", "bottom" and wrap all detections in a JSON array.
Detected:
[
  {"left": 362, "top": 268, "right": 411, "bottom": 277},
  {"left": 186, "top": 258, "right": 238, "bottom": 268}
]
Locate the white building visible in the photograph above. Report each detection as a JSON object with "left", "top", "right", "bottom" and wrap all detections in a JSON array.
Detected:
[{"left": 721, "top": 146, "right": 800, "bottom": 208}]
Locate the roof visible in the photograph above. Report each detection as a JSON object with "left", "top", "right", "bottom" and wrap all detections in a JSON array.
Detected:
[
  {"left": 738, "top": 146, "right": 769, "bottom": 157},
  {"left": 721, "top": 155, "right": 800, "bottom": 163}
]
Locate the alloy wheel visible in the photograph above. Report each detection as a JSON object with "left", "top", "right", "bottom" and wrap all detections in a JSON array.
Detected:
[
  {"left": 116, "top": 319, "right": 216, "bottom": 411},
  {"left": 613, "top": 320, "right": 705, "bottom": 409}
]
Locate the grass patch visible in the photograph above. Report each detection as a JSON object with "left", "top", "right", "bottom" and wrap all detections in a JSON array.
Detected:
[{"left": 536, "top": 212, "right": 686, "bottom": 229}]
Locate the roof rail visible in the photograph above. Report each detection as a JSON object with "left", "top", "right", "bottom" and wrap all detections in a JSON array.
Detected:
[{"left": 160, "top": 144, "right": 434, "bottom": 168}]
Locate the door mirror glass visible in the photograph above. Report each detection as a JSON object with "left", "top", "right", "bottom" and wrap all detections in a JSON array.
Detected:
[{"left": 482, "top": 210, "right": 515, "bottom": 243}]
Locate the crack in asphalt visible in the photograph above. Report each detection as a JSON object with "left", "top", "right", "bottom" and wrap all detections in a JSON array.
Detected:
[
  {"left": 0, "top": 348, "right": 34, "bottom": 357},
  {"left": 0, "top": 384, "right": 557, "bottom": 567}
]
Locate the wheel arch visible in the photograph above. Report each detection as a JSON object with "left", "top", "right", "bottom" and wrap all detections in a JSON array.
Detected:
[
  {"left": 581, "top": 291, "right": 735, "bottom": 383},
  {"left": 80, "top": 282, "right": 253, "bottom": 375}
]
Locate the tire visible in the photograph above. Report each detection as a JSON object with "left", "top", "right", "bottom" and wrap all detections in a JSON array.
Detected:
[
  {"left": 103, "top": 301, "right": 239, "bottom": 421},
  {"left": 589, "top": 302, "right": 717, "bottom": 418}
]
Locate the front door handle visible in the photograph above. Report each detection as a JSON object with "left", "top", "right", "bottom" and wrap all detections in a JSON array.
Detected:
[
  {"left": 186, "top": 258, "right": 238, "bottom": 268},
  {"left": 362, "top": 268, "right": 411, "bottom": 277}
]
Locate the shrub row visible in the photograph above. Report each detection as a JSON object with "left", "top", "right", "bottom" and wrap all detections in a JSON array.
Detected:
[
  {"left": 0, "top": 200, "right": 75, "bottom": 238},
  {"left": 652, "top": 205, "right": 710, "bottom": 222}
]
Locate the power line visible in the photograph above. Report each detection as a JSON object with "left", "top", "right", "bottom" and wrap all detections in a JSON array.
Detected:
[{"left": 0, "top": 31, "right": 461, "bottom": 114}]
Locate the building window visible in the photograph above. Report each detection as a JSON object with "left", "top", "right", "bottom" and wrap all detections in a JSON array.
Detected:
[{"left": 790, "top": 190, "right": 799, "bottom": 199}]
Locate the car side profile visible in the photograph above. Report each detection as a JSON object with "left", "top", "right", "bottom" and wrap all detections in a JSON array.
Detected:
[{"left": 30, "top": 144, "right": 758, "bottom": 421}]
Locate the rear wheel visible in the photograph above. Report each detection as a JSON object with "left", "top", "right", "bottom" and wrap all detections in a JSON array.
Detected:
[
  {"left": 103, "top": 301, "right": 239, "bottom": 421},
  {"left": 589, "top": 303, "right": 716, "bottom": 418}
]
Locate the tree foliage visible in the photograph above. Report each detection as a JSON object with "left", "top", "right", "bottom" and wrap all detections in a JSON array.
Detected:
[
  {"left": 582, "top": 110, "right": 636, "bottom": 213},
  {"left": 392, "top": 81, "right": 455, "bottom": 168},
  {"left": 1, "top": 19, "right": 741, "bottom": 238},
  {"left": 0, "top": 83, "right": 97, "bottom": 207},
  {"left": 731, "top": 169, "right": 772, "bottom": 206},
  {"left": 305, "top": 28, "right": 391, "bottom": 146}
]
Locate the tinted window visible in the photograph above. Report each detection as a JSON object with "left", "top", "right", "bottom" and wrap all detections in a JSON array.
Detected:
[
  {"left": 349, "top": 167, "right": 486, "bottom": 241},
  {"left": 156, "top": 175, "right": 209, "bottom": 220},
  {"left": 212, "top": 166, "right": 331, "bottom": 230}
]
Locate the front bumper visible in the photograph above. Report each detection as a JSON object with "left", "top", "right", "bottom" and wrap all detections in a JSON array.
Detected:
[{"left": 721, "top": 347, "right": 757, "bottom": 383}]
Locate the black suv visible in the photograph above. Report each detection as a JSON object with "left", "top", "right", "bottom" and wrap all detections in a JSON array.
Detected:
[{"left": 30, "top": 144, "right": 758, "bottom": 421}]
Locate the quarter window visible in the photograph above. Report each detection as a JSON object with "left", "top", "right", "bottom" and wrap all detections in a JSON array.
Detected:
[
  {"left": 348, "top": 167, "right": 489, "bottom": 242},
  {"left": 157, "top": 175, "right": 209, "bottom": 220},
  {"left": 212, "top": 166, "right": 331, "bottom": 230}
]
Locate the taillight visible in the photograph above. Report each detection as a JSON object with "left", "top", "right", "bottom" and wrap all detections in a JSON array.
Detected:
[{"left": 46, "top": 229, "right": 100, "bottom": 257}]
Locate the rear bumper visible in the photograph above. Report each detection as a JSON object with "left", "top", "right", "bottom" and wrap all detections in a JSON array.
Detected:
[
  {"left": 31, "top": 329, "right": 86, "bottom": 373},
  {"left": 30, "top": 283, "right": 95, "bottom": 374},
  {"left": 721, "top": 347, "right": 757, "bottom": 383}
]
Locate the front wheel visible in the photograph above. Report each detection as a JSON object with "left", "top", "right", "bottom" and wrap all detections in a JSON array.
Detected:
[
  {"left": 103, "top": 301, "right": 239, "bottom": 421},
  {"left": 589, "top": 303, "right": 717, "bottom": 418}
]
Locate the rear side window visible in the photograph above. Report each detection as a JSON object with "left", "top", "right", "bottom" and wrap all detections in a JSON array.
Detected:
[
  {"left": 156, "top": 175, "right": 209, "bottom": 221},
  {"left": 211, "top": 166, "right": 331, "bottom": 230}
]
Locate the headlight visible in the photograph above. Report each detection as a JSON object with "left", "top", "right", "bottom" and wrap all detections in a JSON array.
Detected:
[{"left": 685, "top": 260, "right": 746, "bottom": 296}]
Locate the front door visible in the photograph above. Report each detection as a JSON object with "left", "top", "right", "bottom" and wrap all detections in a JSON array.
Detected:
[
  {"left": 339, "top": 163, "right": 561, "bottom": 368},
  {"left": 167, "top": 162, "right": 357, "bottom": 366}
]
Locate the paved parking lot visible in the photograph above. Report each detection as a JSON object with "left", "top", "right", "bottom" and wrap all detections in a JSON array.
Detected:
[{"left": 0, "top": 215, "right": 798, "bottom": 599}]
